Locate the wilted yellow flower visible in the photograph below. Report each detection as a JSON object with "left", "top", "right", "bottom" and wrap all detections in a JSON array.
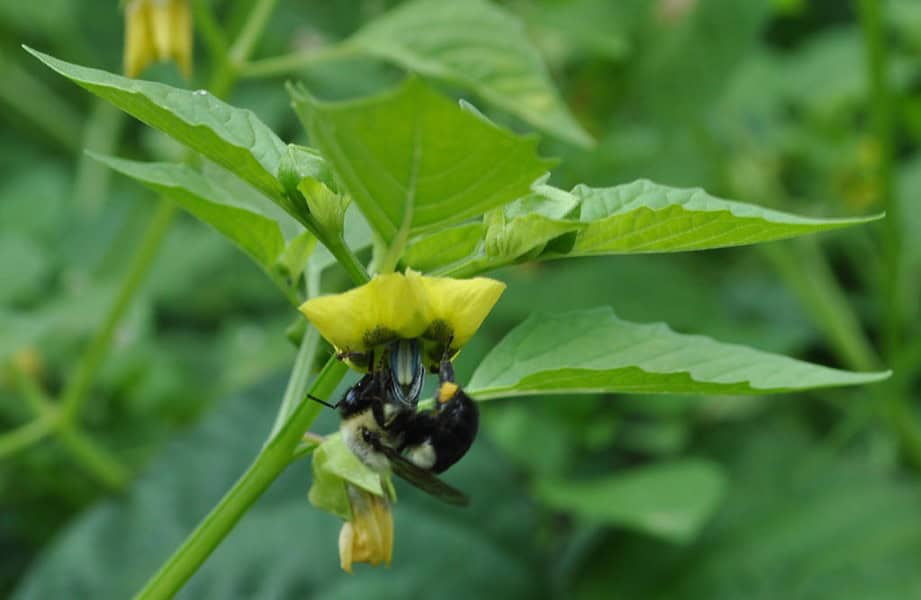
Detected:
[
  {"left": 124, "top": 0, "right": 192, "bottom": 78},
  {"left": 300, "top": 269, "right": 505, "bottom": 370},
  {"left": 338, "top": 483, "right": 394, "bottom": 573}
]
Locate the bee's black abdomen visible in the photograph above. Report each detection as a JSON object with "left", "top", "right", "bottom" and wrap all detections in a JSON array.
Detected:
[{"left": 430, "top": 388, "right": 479, "bottom": 473}]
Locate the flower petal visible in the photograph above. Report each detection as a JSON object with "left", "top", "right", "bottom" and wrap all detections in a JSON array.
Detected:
[
  {"left": 300, "top": 273, "right": 430, "bottom": 355},
  {"left": 300, "top": 271, "right": 505, "bottom": 370},
  {"left": 338, "top": 522, "right": 356, "bottom": 573},
  {"left": 414, "top": 274, "right": 506, "bottom": 348}
]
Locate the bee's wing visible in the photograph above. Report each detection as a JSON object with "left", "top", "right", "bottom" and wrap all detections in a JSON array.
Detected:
[{"left": 377, "top": 445, "right": 469, "bottom": 507}]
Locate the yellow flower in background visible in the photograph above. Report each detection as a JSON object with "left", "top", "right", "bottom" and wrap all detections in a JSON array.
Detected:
[
  {"left": 338, "top": 483, "right": 393, "bottom": 573},
  {"left": 299, "top": 270, "right": 505, "bottom": 370},
  {"left": 124, "top": 0, "right": 192, "bottom": 78}
]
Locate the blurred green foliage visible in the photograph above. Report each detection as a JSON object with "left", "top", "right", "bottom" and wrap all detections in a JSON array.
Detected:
[{"left": 1, "top": 0, "right": 920, "bottom": 598}]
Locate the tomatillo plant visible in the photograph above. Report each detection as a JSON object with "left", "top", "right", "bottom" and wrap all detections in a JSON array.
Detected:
[{"left": 21, "top": 0, "right": 891, "bottom": 594}]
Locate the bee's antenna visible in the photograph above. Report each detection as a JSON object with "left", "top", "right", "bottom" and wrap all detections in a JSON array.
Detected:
[
  {"left": 440, "top": 334, "right": 456, "bottom": 363},
  {"left": 306, "top": 393, "right": 338, "bottom": 410}
]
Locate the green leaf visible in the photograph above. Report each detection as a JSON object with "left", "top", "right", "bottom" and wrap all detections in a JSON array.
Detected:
[
  {"left": 350, "top": 0, "right": 593, "bottom": 147},
  {"left": 552, "top": 181, "right": 883, "bottom": 256},
  {"left": 534, "top": 459, "right": 727, "bottom": 544},
  {"left": 291, "top": 77, "right": 555, "bottom": 247},
  {"left": 275, "top": 230, "right": 316, "bottom": 284},
  {"left": 526, "top": 0, "right": 637, "bottom": 61},
  {"left": 25, "top": 47, "right": 289, "bottom": 205},
  {"left": 585, "top": 422, "right": 921, "bottom": 599},
  {"left": 90, "top": 154, "right": 285, "bottom": 271},
  {"left": 633, "top": 0, "right": 771, "bottom": 123},
  {"left": 277, "top": 144, "right": 336, "bottom": 197},
  {"left": 484, "top": 192, "right": 583, "bottom": 261},
  {"left": 309, "top": 204, "right": 373, "bottom": 273},
  {"left": 277, "top": 144, "right": 350, "bottom": 236},
  {"left": 403, "top": 223, "right": 484, "bottom": 272},
  {"left": 468, "top": 307, "right": 889, "bottom": 399},
  {"left": 308, "top": 433, "right": 386, "bottom": 520},
  {"left": 0, "top": 232, "right": 50, "bottom": 304},
  {"left": 298, "top": 178, "right": 350, "bottom": 237}
]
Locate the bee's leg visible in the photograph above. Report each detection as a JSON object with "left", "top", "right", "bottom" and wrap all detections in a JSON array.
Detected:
[
  {"left": 302, "top": 432, "right": 326, "bottom": 444},
  {"left": 336, "top": 348, "right": 376, "bottom": 371},
  {"left": 435, "top": 354, "right": 460, "bottom": 407},
  {"left": 420, "top": 346, "right": 478, "bottom": 473}
]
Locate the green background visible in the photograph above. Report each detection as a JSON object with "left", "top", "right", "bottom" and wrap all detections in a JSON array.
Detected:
[{"left": 2, "top": 0, "right": 920, "bottom": 598}]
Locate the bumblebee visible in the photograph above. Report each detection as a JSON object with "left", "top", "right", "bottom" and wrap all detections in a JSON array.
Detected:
[{"left": 314, "top": 340, "right": 478, "bottom": 506}]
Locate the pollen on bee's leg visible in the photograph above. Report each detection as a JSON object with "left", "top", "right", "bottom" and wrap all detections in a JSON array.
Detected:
[
  {"left": 437, "top": 382, "right": 459, "bottom": 404},
  {"left": 302, "top": 432, "right": 325, "bottom": 445}
]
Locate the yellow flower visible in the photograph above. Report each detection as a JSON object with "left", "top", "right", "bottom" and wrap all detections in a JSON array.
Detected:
[
  {"left": 300, "top": 270, "right": 505, "bottom": 370},
  {"left": 124, "top": 0, "right": 192, "bottom": 78},
  {"left": 338, "top": 483, "right": 394, "bottom": 573}
]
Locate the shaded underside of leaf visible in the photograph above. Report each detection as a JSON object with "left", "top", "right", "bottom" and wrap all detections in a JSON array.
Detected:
[
  {"left": 468, "top": 307, "right": 888, "bottom": 398},
  {"left": 90, "top": 153, "right": 285, "bottom": 270},
  {"left": 25, "top": 47, "right": 287, "bottom": 202},
  {"left": 403, "top": 222, "right": 484, "bottom": 272},
  {"left": 350, "top": 0, "right": 593, "bottom": 147},
  {"left": 291, "top": 77, "right": 555, "bottom": 244}
]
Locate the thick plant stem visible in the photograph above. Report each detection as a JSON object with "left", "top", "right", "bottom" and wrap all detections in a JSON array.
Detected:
[
  {"left": 57, "top": 425, "right": 130, "bottom": 490},
  {"left": 74, "top": 101, "right": 125, "bottom": 213},
  {"left": 760, "top": 241, "right": 880, "bottom": 372},
  {"left": 301, "top": 213, "right": 370, "bottom": 285},
  {"left": 228, "top": 0, "right": 279, "bottom": 64},
  {"left": 267, "top": 327, "right": 321, "bottom": 441},
  {"left": 0, "top": 50, "right": 83, "bottom": 151},
  {"left": 237, "top": 44, "right": 360, "bottom": 79},
  {"left": 268, "top": 270, "right": 323, "bottom": 440},
  {"left": 858, "top": 0, "right": 900, "bottom": 359},
  {"left": 0, "top": 419, "right": 55, "bottom": 459},
  {"left": 2, "top": 365, "right": 131, "bottom": 487},
  {"left": 60, "top": 199, "right": 177, "bottom": 422},
  {"left": 192, "top": 0, "right": 229, "bottom": 62},
  {"left": 856, "top": 0, "right": 921, "bottom": 467},
  {"left": 135, "top": 357, "right": 348, "bottom": 600}
]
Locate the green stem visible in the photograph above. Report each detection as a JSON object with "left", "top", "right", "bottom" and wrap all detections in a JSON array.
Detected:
[
  {"left": 0, "top": 362, "right": 58, "bottom": 459},
  {"left": 228, "top": 0, "right": 280, "bottom": 64},
  {"left": 435, "top": 255, "right": 506, "bottom": 279},
  {"left": 301, "top": 213, "right": 370, "bottom": 285},
  {"left": 57, "top": 425, "right": 130, "bottom": 490},
  {"left": 207, "top": 0, "right": 281, "bottom": 99},
  {"left": 74, "top": 101, "right": 126, "bottom": 213},
  {"left": 11, "top": 363, "right": 55, "bottom": 417},
  {"left": 237, "top": 43, "right": 361, "bottom": 79},
  {"left": 759, "top": 241, "right": 880, "bottom": 372},
  {"left": 3, "top": 368, "right": 130, "bottom": 486},
  {"left": 856, "top": 0, "right": 921, "bottom": 469},
  {"left": 0, "top": 419, "right": 55, "bottom": 460},
  {"left": 60, "top": 199, "right": 177, "bottom": 422},
  {"left": 376, "top": 229, "right": 411, "bottom": 276},
  {"left": 135, "top": 356, "right": 348, "bottom": 600},
  {"left": 192, "top": 0, "right": 230, "bottom": 62},
  {"left": 267, "top": 326, "right": 321, "bottom": 441},
  {"left": 0, "top": 50, "right": 83, "bottom": 151},
  {"left": 268, "top": 268, "right": 323, "bottom": 439},
  {"left": 858, "top": 0, "right": 901, "bottom": 360}
]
